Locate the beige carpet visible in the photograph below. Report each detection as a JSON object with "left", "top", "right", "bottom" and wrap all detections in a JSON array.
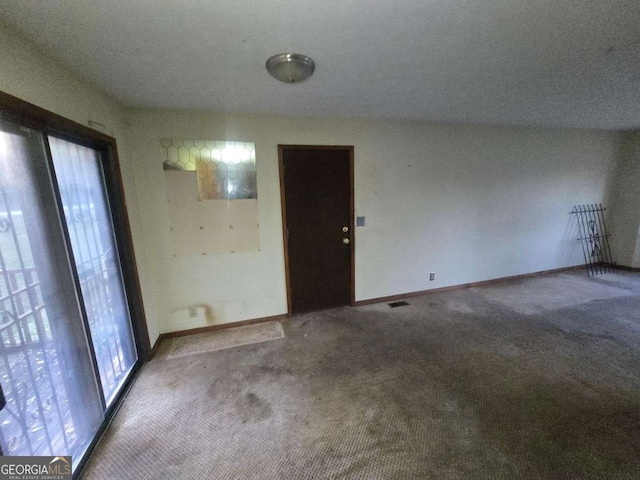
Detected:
[{"left": 82, "top": 270, "right": 640, "bottom": 479}]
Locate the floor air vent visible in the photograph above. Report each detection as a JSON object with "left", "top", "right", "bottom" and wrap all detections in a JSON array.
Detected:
[{"left": 388, "top": 301, "right": 409, "bottom": 308}]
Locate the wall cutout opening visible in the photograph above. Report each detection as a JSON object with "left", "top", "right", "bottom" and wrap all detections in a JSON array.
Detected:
[{"left": 160, "top": 139, "right": 259, "bottom": 257}]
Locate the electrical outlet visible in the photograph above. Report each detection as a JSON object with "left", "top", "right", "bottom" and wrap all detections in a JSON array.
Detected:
[
  {"left": 188, "top": 306, "right": 197, "bottom": 318},
  {"left": 429, "top": 272, "right": 435, "bottom": 281}
]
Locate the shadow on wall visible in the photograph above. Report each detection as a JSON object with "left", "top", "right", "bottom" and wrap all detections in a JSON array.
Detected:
[
  {"left": 559, "top": 211, "right": 581, "bottom": 266},
  {"left": 196, "top": 304, "right": 215, "bottom": 324}
]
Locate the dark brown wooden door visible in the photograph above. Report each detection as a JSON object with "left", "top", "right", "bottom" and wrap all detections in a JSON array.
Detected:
[{"left": 281, "top": 146, "right": 353, "bottom": 314}]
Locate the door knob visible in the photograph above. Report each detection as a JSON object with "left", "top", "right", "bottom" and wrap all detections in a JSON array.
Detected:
[
  {"left": 342, "top": 226, "right": 349, "bottom": 232},
  {"left": 343, "top": 238, "right": 350, "bottom": 244}
]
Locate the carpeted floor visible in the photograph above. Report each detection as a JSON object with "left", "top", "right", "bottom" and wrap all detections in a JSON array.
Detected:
[{"left": 82, "top": 270, "right": 640, "bottom": 479}]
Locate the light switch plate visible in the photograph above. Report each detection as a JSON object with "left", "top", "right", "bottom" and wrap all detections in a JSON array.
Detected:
[{"left": 356, "top": 216, "right": 365, "bottom": 227}]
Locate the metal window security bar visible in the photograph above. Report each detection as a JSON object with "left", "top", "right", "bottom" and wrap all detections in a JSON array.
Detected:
[{"left": 570, "top": 204, "right": 614, "bottom": 276}]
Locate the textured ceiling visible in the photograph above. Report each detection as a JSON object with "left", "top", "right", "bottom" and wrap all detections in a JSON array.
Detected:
[{"left": 1, "top": 0, "right": 639, "bottom": 129}]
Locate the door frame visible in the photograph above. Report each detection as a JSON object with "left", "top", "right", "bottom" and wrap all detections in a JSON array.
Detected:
[{"left": 278, "top": 145, "right": 355, "bottom": 314}]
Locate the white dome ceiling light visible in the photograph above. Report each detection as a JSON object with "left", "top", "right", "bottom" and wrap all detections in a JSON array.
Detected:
[{"left": 266, "top": 53, "right": 315, "bottom": 84}]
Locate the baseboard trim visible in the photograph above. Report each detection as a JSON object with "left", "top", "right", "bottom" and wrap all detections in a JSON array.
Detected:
[
  {"left": 610, "top": 264, "right": 640, "bottom": 272},
  {"left": 158, "top": 313, "right": 288, "bottom": 340},
  {"left": 353, "top": 265, "right": 584, "bottom": 307},
  {"left": 150, "top": 264, "right": 636, "bottom": 345}
]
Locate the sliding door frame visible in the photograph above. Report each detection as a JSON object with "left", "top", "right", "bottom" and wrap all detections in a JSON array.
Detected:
[
  {"left": 0, "top": 91, "right": 150, "bottom": 360},
  {"left": 0, "top": 90, "right": 150, "bottom": 476}
]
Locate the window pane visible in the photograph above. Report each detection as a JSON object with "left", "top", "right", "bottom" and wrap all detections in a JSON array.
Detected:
[{"left": 49, "top": 137, "right": 137, "bottom": 405}]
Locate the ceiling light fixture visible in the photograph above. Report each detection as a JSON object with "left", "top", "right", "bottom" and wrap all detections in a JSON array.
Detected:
[{"left": 266, "top": 53, "right": 315, "bottom": 84}]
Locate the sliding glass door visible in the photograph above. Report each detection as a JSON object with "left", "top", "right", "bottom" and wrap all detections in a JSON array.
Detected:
[
  {"left": 0, "top": 118, "right": 139, "bottom": 471},
  {"left": 49, "top": 137, "right": 137, "bottom": 405}
]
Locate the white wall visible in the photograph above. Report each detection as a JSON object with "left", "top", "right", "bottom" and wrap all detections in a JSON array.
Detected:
[
  {"left": 0, "top": 18, "right": 626, "bottom": 341},
  {"left": 610, "top": 131, "right": 640, "bottom": 268},
  {"left": 0, "top": 21, "right": 160, "bottom": 346},
  {"left": 126, "top": 109, "right": 620, "bottom": 333}
]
